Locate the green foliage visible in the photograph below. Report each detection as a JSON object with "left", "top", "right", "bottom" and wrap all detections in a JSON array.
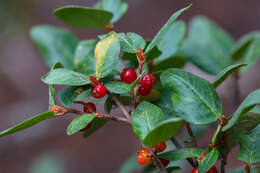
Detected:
[
  {"left": 105, "top": 81, "right": 131, "bottom": 94},
  {"left": 212, "top": 63, "right": 247, "bottom": 88},
  {"left": 95, "top": 0, "right": 128, "bottom": 23},
  {"left": 3, "top": 1, "right": 260, "bottom": 172},
  {"left": 145, "top": 5, "right": 191, "bottom": 54},
  {"left": 158, "top": 148, "right": 205, "bottom": 161},
  {"left": 0, "top": 112, "right": 55, "bottom": 137},
  {"left": 161, "top": 69, "right": 222, "bottom": 124},
  {"left": 182, "top": 16, "right": 234, "bottom": 75},
  {"left": 67, "top": 114, "right": 96, "bottom": 135},
  {"left": 42, "top": 69, "right": 90, "bottom": 86},
  {"left": 224, "top": 89, "right": 260, "bottom": 131},
  {"left": 237, "top": 130, "right": 260, "bottom": 164},
  {"left": 54, "top": 6, "right": 113, "bottom": 29},
  {"left": 118, "top": 32, "right": 146, "bottom": 53},
  {"left": 58, "top": 86, "right": 91, "bottom": 107},
  {"left": 198, "top": 149, "right": 219, "bottom": 173},
  {"left": 132, "top": 102, "right": 182, "bottom": 145},
  {"left": 74, "top": 40, "right": 97, "bottom": 75},
  {"left": 94, "top": 31, "right": 121, "bottom": 78},
  {"left": 30, "top": 25, "right": 78, "bottom": 69},
  {"left": 218, "top": 112, "right": 260, "bottom": 156}
]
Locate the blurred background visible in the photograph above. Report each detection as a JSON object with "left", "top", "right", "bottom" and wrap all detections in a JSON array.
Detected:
[{"left": 1, "top": 0, "right": 260, "bottom": 172}]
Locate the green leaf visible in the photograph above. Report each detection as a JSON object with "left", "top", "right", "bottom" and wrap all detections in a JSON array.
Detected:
[
  {"left": 42, "top": 69, "right": 90, "bottom": 86},
  {"left": 30, "top": 25, "right": 78, "bottom": 69},
  {"left": 231, "top": 31, "right": 260, "bottom": 61},
  {"left": 152, "top": 21, "right": 186, "bottom": 63},
  {"left": 74, "top": 40, "right": 97, "bottom": 75},
  {"left": 152, "top": 56, "right": 186, "bottom": 73},
  {"left": 82, "top": 118, "right": 108, "bottom": 138},
  {"left": 223, "top": 89, "right": 260, "bottom": 131},
  {"left": 139, "top": 89, "right": 161, "bottom": 102},
  {"left": 131, "top": 102, "right": 182, "bottom": 145},
  {"left": 217, "top": 112, "right": 260, "bottom": 156},
  {"left": 145, "top": 5, "right": 191, "bottom": 54},
  {"left": 152, "top": 89, "right": 179, "bottom": 118},
  {"left": 67, "top": 114, "right": 96, "bottom": 135},
  {"left": 118, "top": 32, "right": 146, "bottom": 53},
  {"left": 49, "top": 85, "right": 56, "bottom": 107},
  {"left": 130, "top": 71, "right": 145, "bottom": 91},
  {"left": 95, "top": 0, "right": 128, "bottom": 23},
  {"left": 105, "top": 81, "right": 131, "bottom": 94},
  {"left": 161, "top": 69, "right": 222, "bottom": 124},
  {"left": 182, "top": 16, "right": 234, "bottom": 75},
  {"left": 237, "top": 130, "right": 260, "bottom": 164},
  {"left": 241, "top": 37, "right": 260, "bottom": 73},
  {"left": 227, "top": 165, "right": 260, "bottom": 173},
  {"left": 158, "top": 148, "right": 205, "bottom": 161},
  {"left": 119, "top": 153, "right": 142, "bottom": 173},
  {"left": 198, "top": 149, "right": 219, "bottom": 173},
  {"left": 58, "top": 86, "right": 90, "bottom": 107},
  {"left": 212, "top": 63, "right": 247, "bottom": 88},
  {"left": 0, "top": 111, "right": 55, "bottom": 137},
  {"left": 54, "top": 6, "right": 113, "bottom": 29},
  {"left": 48, "top": 63, "right": 64, "bottom": 108},
  {"left": 94, "top": 32, "right": 120, "bottom": 78}
]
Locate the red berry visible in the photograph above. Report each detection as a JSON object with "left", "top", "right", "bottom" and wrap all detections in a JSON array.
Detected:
[
  {"left": 159, "top": 158, "right": 169, "bottom": 167},
  {"left": 91, "top": 84, "right": 106, "bottom": 98},
  {"left": 138, "top": 86, "right": 152, "bottom": 96},
  {"left": 121, "top": 68, "right": 137, "bottom": 84},
  {"left": 137, "top": 148, "right": 152, "bottom": 166},
  {"left": 83, "top": 102, "right": 96, "bottom": 113},
  {"left": 80, "top": 123, "right": 91, "bottom": 132},
  {"left": 151, "top": 142, "right": 167, "bottom": 153},
  {"left": 140, "top": 74, "right": 156, "bottom": 88},
  {"left": 191, "top": 166, "right": 218, "bottom": 173}
]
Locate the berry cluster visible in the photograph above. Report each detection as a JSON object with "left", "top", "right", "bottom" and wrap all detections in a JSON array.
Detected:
[
  {"left": 120, "top": 67, "right": 157, "bottom": 96},
  {"left": 136, "top": 142, "right": 169, "bottom": 167}
]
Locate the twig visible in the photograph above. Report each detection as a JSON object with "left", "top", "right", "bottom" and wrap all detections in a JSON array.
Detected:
[
  {"left": 143, "top": 144, "right": 168, "bottom": 173},
  {"left": 73, "top": 101, "right": 85, "bottom": 105},
  {"left": 185, "top": 122, "right": 198, "bottom": 148},
  {"left": 220, "top": 158, "right": 226, "bottom": 173},
  {"left": 170, "top": 137, "right": 197, "bottom": 168},
  {"left": 107, "top": 91, "right": 131, "bottom": 121}
]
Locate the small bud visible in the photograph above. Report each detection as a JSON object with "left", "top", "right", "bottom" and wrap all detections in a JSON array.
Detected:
[
  {"left": 219, "top": 115, "right": 229, "bottom": 127},
  {"left": 105, "top": 23, "right": 114, "bottom": 32},
  {"left": 197, "top": 152, "right": 206, "bottom": 164},
  {"left": 50, "top": 106, "right": 69, "bottom": 115},
  {"left": 75, "top": 88, "right": 83, "bottom": 94},
  {"left": 89, "top": 75, "right": 99, "bottom": 86},
  {"left": 244, "top": 163, "right": 250, "bottom": 173}
]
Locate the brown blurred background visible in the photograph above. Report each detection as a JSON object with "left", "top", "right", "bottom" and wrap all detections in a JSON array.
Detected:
[{"left": 1, "top": 0, "right": 260, "bottom": 173}]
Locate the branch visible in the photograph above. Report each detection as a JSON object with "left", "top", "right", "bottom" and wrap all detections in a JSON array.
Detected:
[
  {"left": 107, "top": 91, "right": 131, "bottom": 121},
  {"left": 185, "top": 122, "right": 198, "bottom": 148},
  {"left": 170, "top": 137, "right": 197, "bottom": 168}
]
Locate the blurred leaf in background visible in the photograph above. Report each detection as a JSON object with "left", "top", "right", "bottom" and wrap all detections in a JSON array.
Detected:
[{"left": 28, "top": 153, "right": 65, "bottom": 173}]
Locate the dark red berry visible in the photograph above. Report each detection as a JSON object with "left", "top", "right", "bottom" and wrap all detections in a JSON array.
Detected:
[
  {"left": 159, "top": 158, "right": 169, "bottom": 167},
  {"left": 137, "top": 148, "right": 152, "bottom": 166},
  {"left": 191, "top": 166, "right": 218, "bottom": 173},
  {"left": 140, "top": 74, "right": 156, "bottom": 88},
  {"left": 91, "top": 84, "right": 106, "bottom": 98},
  {"left": 80, "top": 123, "right": 92, "bottom": 132},
  {"left": 121, "top": 68, "right": 137, "bottom": 84},
  {"left": 83, "top": 102, "right": 96, "bottom": 113},
  {"left": 151, "top": 142, "right": 167, "bottom": 153},
  {"left": 138, "top": 86, "right": 152, "bottom": 96}
]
